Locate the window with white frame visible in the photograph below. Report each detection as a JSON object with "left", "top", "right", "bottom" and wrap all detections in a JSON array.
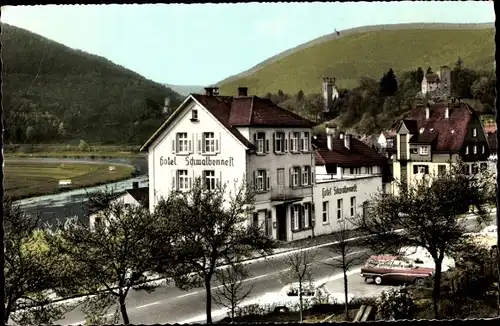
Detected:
[
  {"left": 256, "top": 169, "right": 266, "bottom": 191},
  {"left": 203, "top": 170, "right": 216, "bottom": 190},
  {"left": 292, "top": 167, "right": 300, "bottom": 187},
  {"left": 176, "top": 132, "right": 189, "bottom": 153},
  {"left": 322, "top": 201, "right": 329, "bottom": 223},
  {"left": 256, "top": 132, "right": 265, "bottom": 154},
  {"left": 473, "top": 145, "right": 477, "bottom": 154},
  {"left": 473, "top": 128, "right": 477, "bottom": 137},
  {"left": 302, "top": 166, "right": 310, "bottom": 185},
  {"left": 203, "top": 132, "right": 215, "bottom": 153},
  {"left": 191, "top": 109, "right": 198, "bottom": 121},
  {"left": 419, "top": 146, "right": 428, "bottom": 155},
  {"left": 482, "top": 145, "right": 485, "bottom": 154},
  {"left": 177, "top": 170, "right": 189, "bottom": 190},
  {"left": 302, "top": 132, "right": 310, "bottom": 151},
  {"left": 366, "top": 166, "right": 373, "bottom": 174},
  {"left": 350, "top": 197, "right": 356, "bottom": 217},
  {"left": 337, "top": 199, "right": 343, "bottom": 219},
  {"left": 465, "top": 146, "right": 469, "bottom": 155},
  {"left": 293, "top": 205, "right": 300, "bottom": 230},
  {"left": 291, "top": 132, "right": 300, "bottom": 152},
  {"left": 304, "top": 204, "right": 310, "bottom": 228},
  {"left": 275, "top": 132, "right": 285, "bottom": 153}
]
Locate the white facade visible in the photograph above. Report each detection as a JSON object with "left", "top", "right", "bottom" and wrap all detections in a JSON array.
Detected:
[
  {"left": 421, "top": 66, "right": 451, "bottom": 96},
  {"left": 88, "top": 192, "right": 142, "bottom": 229},
  {"left": 313, "top": 176, "right": 383, "bottom": 234},
  {"left": 147, "top": 100, "right": 248, "bottom": 213}
]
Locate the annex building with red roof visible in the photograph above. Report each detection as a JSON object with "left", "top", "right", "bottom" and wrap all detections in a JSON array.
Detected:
[
  {"left": 141, "top": 86, "right": 392, "bottom": 241},
  {"left": 392, "top": 100, "right": 492, "bottom": 194}
]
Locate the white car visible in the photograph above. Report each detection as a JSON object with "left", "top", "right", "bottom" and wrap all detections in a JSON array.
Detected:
[
  {"left": 398, "top": 246, "right": 455, "bottom": 272},
  {"left": 240, "top": 282, "right": 354, "bottom": 313}
]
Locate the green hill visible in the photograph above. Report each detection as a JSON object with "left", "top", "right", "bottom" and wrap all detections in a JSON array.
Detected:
[
  {"left": 1, "top": 23, "right": 184, "bottom": 145},
  {"left": 218, "top": 23, "right": 494, "bottom": 96}
]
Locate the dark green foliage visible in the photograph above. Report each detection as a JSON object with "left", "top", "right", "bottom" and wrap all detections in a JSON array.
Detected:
[
  {"left": 1, "top": 23, "right": 184, "bottom": 145},
  {"left": 379, "top": 68, "right": 398, "bottom": 97}
]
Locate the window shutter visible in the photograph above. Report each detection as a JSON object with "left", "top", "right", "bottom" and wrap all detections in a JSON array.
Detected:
[
  {"left": 253, "top": 133, "right": 257, "bottom": 146},
  {"left": 298, "top": 167, "right": 302, "bottom": 185},
  {"left": 172, "top": 170, "right": 176, "bottom": 190},
  {"left": 273, "top": 133, "right": 276, "bottom": 152},
  {"left": 308, "top": 203, "right": 313, "bottom": 226},
  {"left": 201, "top": 133, "right": 206, "bottom": 154},
  {"left": 189, "top": 134, "right": 194, "bottom": 153},
  {"left": 290, "top": 206, "right": 295, "bottom": 231},
  {"left": 289, "top": 167, "right": 293, "bottom": 188},
  {"left": 217, "top": 171, "right": 222, "bottom": 188},
  {"left": 309, "top": 167, "right": 313, "bottom": 185},
  {"left": 172, "top": 138, "right": 176, "bottom": 154},
  {"left": 197, "top": 133, "right": 202, "bottom": 154},
  {"left": 266, "top": 169, "right": 270, "bottom": 191},
  {"left": 299, "top": 133, "right": 303, "bottom": 151},
  {"left": 253, "top": 171, "right": 257, "bottom": 190},
  {"left": 189, "top": 176, "right": 192, "bottom": 189},
  {"left": 288, "top": 132, "right": 292, "bottom": 151},
  {"left": 266, "top": 136, "right": 270, "bottom": 153},
  {"left": 424, "top": 166, "right": 429, "bottom": 175},
  {"left": 216, "top": 132, "right": 221, "bottom": 153},
  {"left": 413, "top": 165, "right": 418, "bottom": 174},
  {"left": 301, "top": 205, "right": 305, "bottom": 229},
  {"left": 284, "top": 133, "right": 288, "bottom": 152}
]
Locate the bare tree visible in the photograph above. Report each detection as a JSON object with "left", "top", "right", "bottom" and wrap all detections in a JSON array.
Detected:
[
  {"left": 323, "top": 220, "right": 366, "bottom": 321},
  {"left": 353, "top": 160, "right": 495, "bottom": 318},
  {"left": 280, "top": 247, "right": 318, "bottom": 323},
  {"left": 53, "top": 192, "right": 168, "bottom": 324},
  {"left": 152, "top": 178, "right": 276, "bottom": 324},
  {"left": 212, "top": 263, "right": 253, "bottom": 323}
]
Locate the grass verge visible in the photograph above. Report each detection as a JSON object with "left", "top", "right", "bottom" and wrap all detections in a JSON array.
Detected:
[{"left": 5, "top": 160, "right": 136, "bottom": 200}]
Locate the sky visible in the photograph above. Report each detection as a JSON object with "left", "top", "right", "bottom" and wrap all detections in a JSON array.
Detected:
[{"left": 1, "top": 2, "right": 495, "bottom": 86}]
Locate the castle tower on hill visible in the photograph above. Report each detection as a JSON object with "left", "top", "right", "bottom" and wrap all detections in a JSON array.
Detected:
[{"left": 322, "top": 77, "right": 338, "bottom": 113}]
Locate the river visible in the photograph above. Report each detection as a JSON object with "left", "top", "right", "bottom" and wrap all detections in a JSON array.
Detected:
[{"left": 12, "top": 157, "right": 149, "bottom": 226}]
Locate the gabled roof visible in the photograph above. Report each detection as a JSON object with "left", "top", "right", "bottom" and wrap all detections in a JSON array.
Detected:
[
  {"left": 398, "top": 120, "right": 418, "bottom": 134},
  {"left": 402, "top": 102, "right": 474, "bottom": 152},
  {"left": 126, "top": 187, "right": 149, "bottom": 207},
  {"left": 141, "top": 93, "right": 316, "bottom": 151},
  {"left": 313, "top": 134, "right": 388, "bottom": 167}
]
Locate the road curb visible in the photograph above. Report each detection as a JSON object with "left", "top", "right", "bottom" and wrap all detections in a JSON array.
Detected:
[{"left": 33, "top": 208, "right": 497, "bottom": 308}]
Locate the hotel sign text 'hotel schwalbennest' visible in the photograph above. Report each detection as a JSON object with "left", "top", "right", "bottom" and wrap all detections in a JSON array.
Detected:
[
  {"left": 159, "top": 155, "right": 235, "bottom": 167},
  {"left": 322, "top": 185, "right": 358, "bottom": 198}
]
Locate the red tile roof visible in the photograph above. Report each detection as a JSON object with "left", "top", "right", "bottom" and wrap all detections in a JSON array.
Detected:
[
  {"left": 140, "top": 92, "right": 316, "bottom": 151},
  {"left": 313, "top": 135, "right": 388, "bottom": 167},
  {"left": 402, "top": 102, "right": 475, "bottom": 152}
]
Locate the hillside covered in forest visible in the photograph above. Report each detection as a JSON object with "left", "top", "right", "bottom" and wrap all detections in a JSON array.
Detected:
[{"left": 1, "top": 23, "right": 184, "bottom": 145}]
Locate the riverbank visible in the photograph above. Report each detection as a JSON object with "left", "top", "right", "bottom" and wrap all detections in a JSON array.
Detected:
[
  {"left": 5, "top": 159, "right": 137, "bottom": 201},
  {"left": 4, "top": 143, "right": 146, "bottom": 159}
]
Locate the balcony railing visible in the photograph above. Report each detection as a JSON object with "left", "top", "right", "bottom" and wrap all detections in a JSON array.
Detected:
[{"left": 264, "top": 185, "right": 310, "bottom": 202}]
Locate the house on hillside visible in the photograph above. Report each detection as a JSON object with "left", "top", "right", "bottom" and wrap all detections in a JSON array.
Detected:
[
  {"left": 392, "top": 101, "right": 491, "bottom": 194},
  {"left": 421, "top": 66, "right": 451, "bottom": 98},
  {"left": 88, "top": 182, "right": 149, "bottom": 229},
  {"left": 321, "top": 77, "right": 340, "bottom": 121},
  {"left": 485, "top": 123, "right": 497, "bottom": 174}
]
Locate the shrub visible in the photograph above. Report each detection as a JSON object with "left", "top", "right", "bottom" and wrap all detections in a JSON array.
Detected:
[
  {"left": 376, "top": 286, "right": 415, "bottom": 320},
  {"left": 77, "top": 140, "right": 90, "bottom": 151}
]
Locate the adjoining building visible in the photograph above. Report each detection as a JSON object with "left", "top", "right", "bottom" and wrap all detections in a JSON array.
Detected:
[
  {"left": 391, "top": 101, "right": 491, "bottom": 194},
  {"left": 312, "top": 127, "right": 391, "bottom": 233},
  {"left": 421, "top": 66, "right": 451, "bottom": 98}
]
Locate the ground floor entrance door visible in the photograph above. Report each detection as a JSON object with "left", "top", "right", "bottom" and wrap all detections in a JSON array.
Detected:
[{"left": 276, "top": 204, "right": 287, "bottom": 241}]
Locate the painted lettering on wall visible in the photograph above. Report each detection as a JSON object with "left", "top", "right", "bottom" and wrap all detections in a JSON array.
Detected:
[
  {"left": 322, "top": 184, "right": 358, "bottom": 198},
  {"left": 159, "top": 156, "right": 234, "bottom": 167}
]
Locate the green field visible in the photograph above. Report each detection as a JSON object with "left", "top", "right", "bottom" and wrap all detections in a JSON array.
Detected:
[
  {"left": 5, "top": 160, "right": 136, "bottom": 200},
  {"left": 219, "top": 26, "right": 494, "bottom": 95},
  {"left": 4, "top": 144, "right": 146, "bottom": 159}
]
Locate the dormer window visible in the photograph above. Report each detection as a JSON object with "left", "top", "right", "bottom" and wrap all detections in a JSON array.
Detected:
[
  {"left": 419, "top": 128, "right": 425, "bottom": 134},
  {"left": 419, "top": 146, "right": 428, "bottom": 155},
  {"left": 472, "top": 128, "right": 477, "bottom": 137},
  {"left": 191, "top": 109, "right": 199, "bottom": 121}
]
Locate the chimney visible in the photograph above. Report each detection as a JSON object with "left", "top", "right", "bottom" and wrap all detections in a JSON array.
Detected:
[
  {"left": 238, "top": 87, "right": 248, "bottom": 96},
  {"left": 425, "top": 103, "right": 430, "bottom": 120},
  {"left": 344, "top": 133, "right": 351, "bottom": 150},
  {"left": 204, "top": 87, "right": 214, "bottom": 96},
  {"left": 326, "top": 127, "right": 336, "bottom": 151},
  {"left": 132, "top": 181, "right": 139, "bottom": 189},
  {"left": 213, "top": 87, "right": 219, "bottom": 96},
  {"left": 445, "top": 104, "right": 449, "bottom": 119},
  {"left": 336, "top": 165, "right": 343, "bottom": 179}
]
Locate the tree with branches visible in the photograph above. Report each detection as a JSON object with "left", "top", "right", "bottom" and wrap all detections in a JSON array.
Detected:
[
  {"left": 212, "top": 263, "right": 253, "bottom": 323},
  {"left": 152, "top": 178, "right": 276, "bottom": 324},
  {"left": 324, "top": 220, "right": 366, "bottom": 321},
  {"left": 279, "top": 247, "right": 318, "bottom": 323},
  {"left": 53, "top": 192, "right": 167, "bottom": 325},
  {"left": 4, "top": 198, "right": 77, "bottom": 325},
  {"left": 353, "top": 160, "right": 495, "bottom": 318}
]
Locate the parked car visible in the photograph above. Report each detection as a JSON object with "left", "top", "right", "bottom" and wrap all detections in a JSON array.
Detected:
[
  {"left": 398, "top": 246, "right": 455, "bottom": 272},
  {"left": 361, "top": 255, "right": 434, "bottom": 286},
  {"left": 240, "top": 282, "right": 354, "bottom": 313}
]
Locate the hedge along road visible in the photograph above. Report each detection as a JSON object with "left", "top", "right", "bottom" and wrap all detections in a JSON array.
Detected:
[{"left": 12, "top": 157, "right": 148, "bottom": 227}]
